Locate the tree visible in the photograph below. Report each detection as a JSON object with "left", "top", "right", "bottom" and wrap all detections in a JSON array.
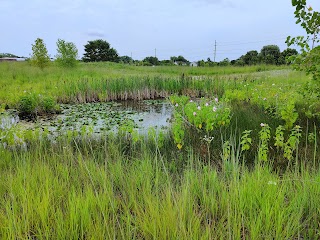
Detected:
[
  {"left": 218, "top": 58, "right": 230, "bottom": 66},
  {"left": 243, "top": 50, "right": 259, "bottom": 65},
  {"left": 0, "top": 53, "right": 18, "bottom": 58},
  {"left": 278, "top": 48, "right": 298, "bottom": 65},
  {"left": 143, "top": 56, "right": 159, "bottom": 66},
  {"left": 286, "top": 1, "right": 320, "bottom": 81},
  {"left": 30, "top": 38, "right": 50, "bottom": 69},
  {"left": 55, "top": 39, "right": 78, "bottom": 67},
  {"left": 170, "top": 55, "right": 189, "bottom": 65},
  {"left": 119, "top": 55, "right": 133, "bottom": 64},
  {"left": 82, "top": 39, "right": 119, "bottom": 62},
  {"left": 260, "top": 45, "right": 281, "bottom": 65},
  {"left": 286, "top": 1, "right": 320, "bottom": 118}
]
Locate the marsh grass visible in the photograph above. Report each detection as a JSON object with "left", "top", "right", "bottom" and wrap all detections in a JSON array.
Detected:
[
  {"left": 0, "top": 62, "right": 286, "bottom": 107},
  {"left": 0, "top": 133, "right": 319, "bottom": 239}
]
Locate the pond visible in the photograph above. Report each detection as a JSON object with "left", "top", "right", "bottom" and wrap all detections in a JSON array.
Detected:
[{"left": 4, "top": 100, "right": 173, "bottom": 135}]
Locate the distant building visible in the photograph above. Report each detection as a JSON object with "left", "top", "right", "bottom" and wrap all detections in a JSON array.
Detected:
[
  {"left": 0, "top": 57, "right": 26, "bottom": 62},
  {"left": 190, "top": 61, "right": 198, "bottom": 67},
  {"left": 0, "top": 57, "right": 17, "bottom": 62}
]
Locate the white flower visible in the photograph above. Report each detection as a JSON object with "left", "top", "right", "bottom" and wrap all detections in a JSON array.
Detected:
[
  {"left": 263, "top": 98, "right": 267, "bottom": 101},
  {"left": 260, "top": 123, "right": 265, "bottom": 127},
  {"left": 267, "top": 181, "right": 277, "bottom": 185},
  {"left": 175, "top": 103, "right": 179, "bottom": 107},
  {"left": 214, "top": 97, "right": 219, "bottom": 103},
  {"left": 205, "top": 103, "right": 209, "bottom": 107},
  {"left": 190, "top": 100, "right": 193, "bottom": 102},
  {"left": 213, "top": 107, "right": 217, "bottom": 112},
  {"left": 197, "top": 106, "right": 201, "bottom": 110},
  {"left": 193, "top": 112, "right": 197, "bottom": 116}
]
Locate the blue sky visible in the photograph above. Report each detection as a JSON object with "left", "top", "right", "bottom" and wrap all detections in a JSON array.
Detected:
[{"left": 1, "top": 0, "right": 319, "bottom": 61}]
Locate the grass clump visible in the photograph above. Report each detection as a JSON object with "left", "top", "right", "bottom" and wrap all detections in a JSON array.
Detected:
[{"left": 17, "top": 93, "right": 60, "bottom": 119}]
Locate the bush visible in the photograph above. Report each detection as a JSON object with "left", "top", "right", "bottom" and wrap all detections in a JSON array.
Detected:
[
  {"left": 17, "top": 93, "right": 59, "bottom": 119},
  {"left": 18, "top": 94, "right": 39, "bottom": 118}
]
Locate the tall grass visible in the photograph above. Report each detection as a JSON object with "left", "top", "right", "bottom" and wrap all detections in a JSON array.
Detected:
[
  {"left": 0, "top": 134, "right": 319, "bottom": 239},
  {"left": 0, "top": 62, "right": 291, "bottom": 107}
]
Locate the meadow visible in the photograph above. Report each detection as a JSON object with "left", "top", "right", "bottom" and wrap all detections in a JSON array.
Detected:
[{"left": 0, "top": 62, "right": 320, "bottom": 239}]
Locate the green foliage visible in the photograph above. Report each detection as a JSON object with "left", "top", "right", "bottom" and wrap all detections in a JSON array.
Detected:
[
  {"left": 243, "top": 50, "right": 259, "bottom": 65},
  {"left": 55, "top": 39, "right": 78, "bottom": 67},
  {"left": 280, "top": 101, "right": 298, "bottom": 130},
  {"left": 260, "top": 45, "right": 281, "bottom": 65},
  {"left": 172, "top": 112, "right": 184, "bottom": 149},
  {"left": 280, "top": 48, "right": 298, "bottom": 64},
  {"left": 17, "top": 93, "right": 59, "bottom": 117},
  {"left": 17, "top": 93, "right": 39, "bottom": 117},
  {"left": 0, "top": 53, "right": 18, "bottom": 58},
  {"left": 30, "top": 38, "right": 50, "bottom": 69},
  {"left": 143, "top": 56, "right": 159, "bottom": 66},
  {"left": 82, "top": 39, "right": 119, "bottom": 62},
  {"left": 274, "top": 125, "right": 285, "bottom": 149},
  {"left": 170, "top": 55, "right": 189, "bottom": 65},
  {"left": 284, "top": 125, "right": 302, "bottom": 161},
  {"left": 119, "top": 55, "right": 133, "bottom": 64},
  {"left": 286, "top": 1, "right": 320, "bottom": 81},
  {"left": 258, "top": 123, "right": 271, "bottom": 162},
  {"left": 170, "top": 95, "right": 231, "bottom": 150},
  {"left": 241, "top": 130, "right": 252, "bottom": 151}
]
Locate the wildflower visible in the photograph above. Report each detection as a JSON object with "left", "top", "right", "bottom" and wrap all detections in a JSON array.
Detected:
[
  {"left": 260, "top": 123, "right": 265, "bottom": 127},
  {"left": 214, "top": 97, "right": 219, "bottom": 103},
  {"left": 213, "top": 107, "right": 217, "bottom": 112},
  {"left": 190, "top": 100, "right": 193, "bottom": 102},
  {"left": 177, "top": 143, "right": 182, "bottom": 150},
  {"left": 272, "top": 83, "right": 275, "bottom": 86},
  {"left": 205, "top": 102, "right": 209, "bottom": 107},
  {"left": 193, "top": 112, "right": 197, "bottom": 116},
  {"left": 175, "top": 103, "right": 179, "bottom": 107},
  {"left": 263, "top": 98, "right": 267, "bottom": 101},
  {"left": 197, "top": 106, "right": 201, "bottom": 110},
  {"left": 267, "top": 181, "right": 277, "bottom": 185},
  {"left": 23, "top": 90, "right": 26, "bottom": 93}
]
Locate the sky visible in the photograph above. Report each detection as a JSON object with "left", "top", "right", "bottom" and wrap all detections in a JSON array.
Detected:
[{"left": 1, "top": 0, "right": 319, "bottom": 62}]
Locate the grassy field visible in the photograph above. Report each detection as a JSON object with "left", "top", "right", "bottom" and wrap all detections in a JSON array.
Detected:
[
  {"left": 0, "top": 62, "right": 285, "bottom": 105},
  {"left": 0, "top": 62, "right": 320, "bottom": 239}
]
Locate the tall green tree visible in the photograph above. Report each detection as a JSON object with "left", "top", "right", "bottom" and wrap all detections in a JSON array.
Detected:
[
  {"left": 0, "top": 53, "right": 18, "bottom": 58},
  {"left": 286, "top": 1, "right": 320, "bottom": 81},
  {"left": 30, "top": 38, "right": 50, "bottom": 69},
  {"left": 278, "top": 48, "right": 298, "bottom": 65},
  {"left": 82, "top": 39, "right": 119, "bottom": 62},
  {"left": 260, "top": 45, "right": 281, "bottom": 65},
  {"left": 243, "top": 50, "right": 259, "bottom": 65},
  {"left": 143, "top": 56, "right": 159, "bottom": 66},
  {"left": 55, "top": 39, "right": 78, "bottom": 67},
  {"left": 170, "top": 55, "right": 189, "bottom": 65},
  {"left": 119, "top": 55, "right": 133, "bottom": 64}
]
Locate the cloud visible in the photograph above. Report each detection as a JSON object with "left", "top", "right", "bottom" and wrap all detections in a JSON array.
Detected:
[{"left": 87, "top": 29, "right": 105, "bottom": 38}]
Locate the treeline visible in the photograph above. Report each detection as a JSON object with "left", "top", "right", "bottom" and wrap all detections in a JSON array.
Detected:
[
  {"left": 198, "top": 45, "right": 298, "bottom": 67},
  {"left": 2, "top": 38, "right": 298, "bottom": 68}
]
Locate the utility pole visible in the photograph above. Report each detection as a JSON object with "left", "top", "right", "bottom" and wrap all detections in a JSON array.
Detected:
[
  {"left": 155, "top": 48, "right": 157, "bottom": 58},
  {"left": 214, "top": 40, "right": 217, "bottom": 63}
]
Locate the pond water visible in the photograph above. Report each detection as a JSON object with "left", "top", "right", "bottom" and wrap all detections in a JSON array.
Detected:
[{"left": 7, "top": 100, "right": 173, "bottom": 135}]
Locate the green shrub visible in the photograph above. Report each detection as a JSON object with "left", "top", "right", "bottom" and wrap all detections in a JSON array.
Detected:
[
  {"left": 17, "top": 93, "right": 39, "bottom": 118},
  {"left": 40, "top": 96, "right": 57, "bottom": 113},
  {"left": 17, "top": 93, "right": 59, "bottom": 118}
]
